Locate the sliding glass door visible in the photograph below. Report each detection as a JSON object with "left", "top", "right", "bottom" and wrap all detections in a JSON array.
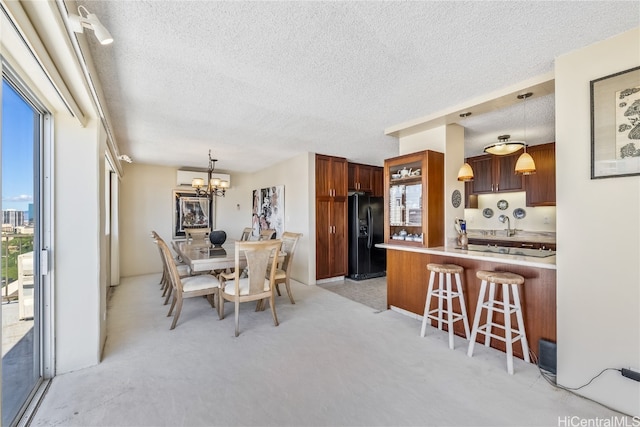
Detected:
[{"left": 1, "top": 75, "right": 44, "bottom": 426}]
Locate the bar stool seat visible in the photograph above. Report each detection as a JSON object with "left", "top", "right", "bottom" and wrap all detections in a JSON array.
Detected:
[
  {"left": 420, "top": 263, "right": 470, "bottom": 350},
  {"left": 467, "top": 270, "right": 530, "bottom": 374}
]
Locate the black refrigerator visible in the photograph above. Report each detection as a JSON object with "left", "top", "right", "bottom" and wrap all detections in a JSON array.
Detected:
[{"left": 348, "top": 193, "right": 386, "bottom": 280}]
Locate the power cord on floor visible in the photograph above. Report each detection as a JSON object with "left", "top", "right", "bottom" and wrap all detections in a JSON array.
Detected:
[{"left": 528, "top": 349, "right": 626, "bottom": 414}]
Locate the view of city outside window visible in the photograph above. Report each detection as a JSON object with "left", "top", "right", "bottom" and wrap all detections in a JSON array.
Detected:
[{"left": 2, "top": 78, "right": 38, "bottom": 426}]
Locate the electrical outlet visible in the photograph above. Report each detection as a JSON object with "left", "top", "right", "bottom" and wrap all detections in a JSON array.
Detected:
[{"left": 544, "top": 217, "right": 549, "bottom": 224}]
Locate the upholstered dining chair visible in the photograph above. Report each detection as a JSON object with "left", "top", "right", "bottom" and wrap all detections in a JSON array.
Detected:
[
  {"left": 151, "top": 231, "right": 190, "bottom": 304},
  {"left": 270, "top": 232, "right": 302, "bottom": 304},
  {"left": 218, "top": 240, "right": 281, "bottom": 336},
  {"left": 240, "top": 227, "right": 253, "bottom": 241},
  {"left": 258, "top": 228, "right": 276, "bottom": 240},
  {"left": 156, "top": 238, "right": 220, "bottom": 329}
]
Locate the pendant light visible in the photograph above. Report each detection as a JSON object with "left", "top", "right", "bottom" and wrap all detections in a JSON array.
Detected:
[
  {"left": 457, "top": 112, "right": 474, "bottom": 181},
  {"left": 514, "top": 92, "right": 536, "bottom": 175},
  {"left": 457, "top": 163, "right": 474, "bottom": 181}
]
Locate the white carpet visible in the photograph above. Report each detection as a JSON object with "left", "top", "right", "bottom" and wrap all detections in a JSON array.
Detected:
[{"left": 29, "top": 274, "right": 626, "bottom": 426}]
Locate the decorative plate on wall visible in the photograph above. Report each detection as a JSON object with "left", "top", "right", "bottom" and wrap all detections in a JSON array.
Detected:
[
  {"left": 451, "top": 190, "right": 462, "bottom": 208},
  {"left": 483, "top": 208, "right": 494, "bottom": 218},
  {"left": 497, "top": 199, "right": 509, "bottom": 210},
  {"left": 513, "top": 208, "right": 526, "bottom": 219}
]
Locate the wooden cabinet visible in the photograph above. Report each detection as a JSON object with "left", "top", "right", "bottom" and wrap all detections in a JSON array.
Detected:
[
  {"left": 467, "top": 238, "right": 556, "bottom": 251},
  {"left": 348, "top": 162, "right": 383, "bottom": 195},
  {"left": 316, "top": 154, "right": 347, "bottom": 198},
  {"left": 467, "top": 152, "right": 524, "bottom": 194},
  {"left": 371, "top": 167, "right": 384, "bottom": 197},
  {"left": 348, "top": 163, "right": 373, "bottom": 192},
  {"left": 316, "top": 154, "right": 348, "bottom": 280},
  {"left": 384, "top": 150, "right": 444, "bottom": 248},
  {"left": 525, "top": 142, "right": 556, "bottom": 207}
]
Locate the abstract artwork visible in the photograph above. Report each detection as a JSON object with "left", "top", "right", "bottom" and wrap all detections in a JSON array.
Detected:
[
  {"left": 591, "top": 66, "right": 640, "bottom": 178},
  {"left": 251, "top": 185, "right": 284, "bottom": 238}
]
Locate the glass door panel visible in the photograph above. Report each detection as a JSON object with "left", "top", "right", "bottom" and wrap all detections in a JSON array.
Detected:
[{"left": 2, "top": 78, "right": 42, "bottom": 426}]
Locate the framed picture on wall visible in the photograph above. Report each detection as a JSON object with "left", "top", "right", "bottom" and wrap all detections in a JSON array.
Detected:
[
  {"left": 591, "top": 65, "right": 640, "bottom": 179},
  {"left": 172, "top": 190, "right": 211, "bottom": 239}
]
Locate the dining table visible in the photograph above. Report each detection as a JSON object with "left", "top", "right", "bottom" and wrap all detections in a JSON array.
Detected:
[{"left": 172, "top": 239, "right": 285, "bottom": 273}]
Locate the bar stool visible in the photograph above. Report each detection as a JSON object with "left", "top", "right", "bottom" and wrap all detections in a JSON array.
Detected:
[
  {"left": 420, "top": 263, "right": 470, "bottom": 350},
  {"left": 467, "top": 270, "right": 530, "bottom": 375}
]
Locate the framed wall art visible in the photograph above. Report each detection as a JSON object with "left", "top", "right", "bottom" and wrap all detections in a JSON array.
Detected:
[
  {"left": 172, "top": 190, "right": 211, "bottom": 239},
  {"left": 591, "top": 65, "right": 640, "bottom": 178},
  {"left": 251, "top": 185, "right": 284, "bottom": 238}
]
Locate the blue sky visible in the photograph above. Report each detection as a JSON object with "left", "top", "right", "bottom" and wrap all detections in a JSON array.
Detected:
[{"left": 2, "top": 79, "right": 35, "bottom": 213}]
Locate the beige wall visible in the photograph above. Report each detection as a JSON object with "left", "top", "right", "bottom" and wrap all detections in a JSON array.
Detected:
[
  {"left": 556, "top": 28, "right": 639, "bottom": 415},
  {"left": 120, "top": 152, "right": 315, "bottom": 285},
  {"left": 397, "top": 124, "right": 465, "bottom": 243}
]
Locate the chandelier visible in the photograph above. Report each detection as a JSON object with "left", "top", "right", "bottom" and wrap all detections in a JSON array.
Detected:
[{"left": 191, "top": 150, "right": 229, "bottom": 197}]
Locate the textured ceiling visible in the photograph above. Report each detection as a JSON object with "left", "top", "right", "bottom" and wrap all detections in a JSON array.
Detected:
[{"left": 75, "top": 1, "right": 639, "bottom": 172}]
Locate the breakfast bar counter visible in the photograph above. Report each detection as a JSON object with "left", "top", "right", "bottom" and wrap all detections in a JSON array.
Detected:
[{"left": 378, "top": 243, "right": 556, "bottom": 360}]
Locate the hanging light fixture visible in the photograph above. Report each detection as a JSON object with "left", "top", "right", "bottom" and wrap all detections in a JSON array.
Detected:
[
  {"left": 192, "top": 150, "right": 229, "bottom": 198},
  {"left": 457, "top": 162, "right": 474, "bottom": 181},
  {"left": 514, "top": 92, "right": 536, "bottom": 175},
  {"left": 68, "top": 5, "right": 114, "bottom": 45},
  {"left": 484, "top": 134, "right": 525, "bottom": 155}
]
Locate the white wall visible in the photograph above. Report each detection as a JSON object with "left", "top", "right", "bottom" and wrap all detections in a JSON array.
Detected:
[
  {"left": 556, "top": 28, "right": 639, "bottom": 415},
  {"left": 54, "top": 116, "right": 103, "bottom": 373},
  {"left": 120, "top": 152, "right": 315, "bottom": 285}
]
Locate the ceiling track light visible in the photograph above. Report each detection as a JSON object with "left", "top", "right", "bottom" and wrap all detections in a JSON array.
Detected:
[{"left": 68, "top": 5, "right": 113, "bottom": 45}]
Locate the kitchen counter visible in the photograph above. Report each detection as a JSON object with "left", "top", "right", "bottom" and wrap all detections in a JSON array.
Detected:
[
  {"left": 377, "top": 243, "right": 556, "bottom": 269},
  {"left": 380, "top": 242, "right": 556, "bottom": 361}
]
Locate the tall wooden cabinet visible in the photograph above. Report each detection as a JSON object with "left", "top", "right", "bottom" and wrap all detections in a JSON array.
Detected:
[
  {"left": 384, "top": 150, "right": 444, "bottom": 248},
  {"left": 316, "top": 154, "right": 348, "bottom": 280}
]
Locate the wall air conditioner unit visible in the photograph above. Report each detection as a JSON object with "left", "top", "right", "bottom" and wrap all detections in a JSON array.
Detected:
[{"left": 176, "top": 170, "right": 231, "bottom": 188}]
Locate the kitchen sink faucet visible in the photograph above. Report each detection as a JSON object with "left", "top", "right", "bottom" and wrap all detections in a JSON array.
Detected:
[{"left": 499, "top": 215, "right": 515, "bottom": 237}]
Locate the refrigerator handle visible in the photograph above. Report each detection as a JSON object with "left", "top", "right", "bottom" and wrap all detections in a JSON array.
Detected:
[{"left": 367, "top": 206, "right": 373, "bottom": 249}]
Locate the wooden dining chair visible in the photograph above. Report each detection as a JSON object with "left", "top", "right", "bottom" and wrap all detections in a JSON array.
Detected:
[
  {"left": 258, "top": 228, "right": 276, "bottom": 240},
  {"left": 184, "top": 227, "right": 210, "bottom": 241},
  {"left": 270, "top": 232, "right": 302, "bottom": 304},
  {"left": 151, "top": 231, "right": 190, "bottom": 304},
  {"left": 156, "top": 238, "right": 220, "bottom": 329},
  {"left": 240, "top": 227, "right": 253, "bottom": 241},
  {"left": 218, "top": 240, "right": 281, "bottom": 336}
]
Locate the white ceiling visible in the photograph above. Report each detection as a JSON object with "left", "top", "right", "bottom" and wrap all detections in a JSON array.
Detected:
[{"left": 74, "top": 1, "right": 640, "bottom": 172}]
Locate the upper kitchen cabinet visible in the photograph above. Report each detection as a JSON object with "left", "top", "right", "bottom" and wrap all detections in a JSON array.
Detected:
[
  {"left": 371, "top": 167, "right": 384, "bottom": 197},
  {"left": 466, "top": 152, "right": 524, "bottom": 194},
  {"left": 525, "top": 142, "right": 556, "bottom": 206},
  {"left": 348, "top": 162, "right": 384, "bottom": 195},
  {"left": 384, "top": 150, "right": 444, "bottom": 248},
  {"left": 348, "top": 163, "right": 373, "bottom": 192},
  {"left": 316, "top": 154, "right": 348, "bottom": 198}
]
